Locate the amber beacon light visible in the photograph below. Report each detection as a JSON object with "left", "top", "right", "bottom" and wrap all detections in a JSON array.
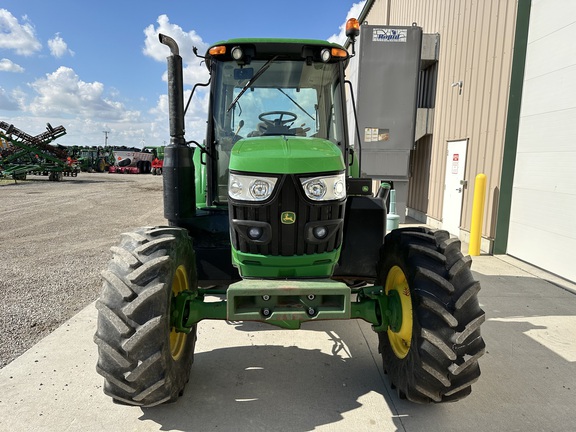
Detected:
[{"left": 346, "top": 18, "right": 360, "bottom": 38}]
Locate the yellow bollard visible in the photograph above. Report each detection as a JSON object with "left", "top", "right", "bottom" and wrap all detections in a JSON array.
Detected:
[{"left": 469, "top": 173, "right": 487, "bottom": 256}]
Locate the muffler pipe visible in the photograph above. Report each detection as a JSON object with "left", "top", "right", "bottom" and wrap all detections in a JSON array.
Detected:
[
  {"left": 159, "top": 33, "right": 196, "bottom": 221},
  {"left": 159, "top": 34, "right": 185, "bottom": 146},
  {"left": 159, "top": 33, "right": 179, "bottom": 56}
]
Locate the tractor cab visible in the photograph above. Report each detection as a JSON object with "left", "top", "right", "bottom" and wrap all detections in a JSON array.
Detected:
[{"left": 203, "top": 39, "right": 353, "bottom": 205}]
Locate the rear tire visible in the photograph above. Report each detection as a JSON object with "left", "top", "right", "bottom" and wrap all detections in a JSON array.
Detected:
[
  {"left": 376, "top": 227, "right": 485, "bottom": 403},
  {"left": 94, "top": 226, "right": 197, "bottom": 407}
]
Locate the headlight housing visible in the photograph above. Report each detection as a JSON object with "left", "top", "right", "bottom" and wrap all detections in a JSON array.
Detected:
[
  {"left": 229, "top": 173, "right": 278, "bottom": 201},
  {"left": 300, "top": 173, "right": 346, "bottom": 201}
]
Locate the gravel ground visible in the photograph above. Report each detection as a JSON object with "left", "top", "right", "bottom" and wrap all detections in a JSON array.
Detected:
[{"left": 0, "top": 172, "right": 166, "bottom": 368}]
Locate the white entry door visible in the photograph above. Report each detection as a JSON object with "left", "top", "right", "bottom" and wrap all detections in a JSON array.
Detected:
[{"left": 442, "top": 140, "right": 468, "bottom": 236}]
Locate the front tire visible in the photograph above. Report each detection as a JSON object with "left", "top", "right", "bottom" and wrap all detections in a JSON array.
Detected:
[
  {"left": 94, "top": 226, "right": 197, "bottom": 407},
  {"left": 376, "top": 227, "right": 485, "bottom": 403}
]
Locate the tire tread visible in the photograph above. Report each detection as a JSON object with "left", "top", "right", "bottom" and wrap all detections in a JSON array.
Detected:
[
  {"left": 94, "top": 226, "right": 197, "bottom": 407},
  {"left": 377, "top": 227, "right": 485, "bottom": 403}
]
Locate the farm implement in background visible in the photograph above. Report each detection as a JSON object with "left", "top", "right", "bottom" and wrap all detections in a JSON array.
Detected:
[
  {"left": 0, "top": 121, "right": 79, "bottom": 181},
  {"left": 107, "top": 147, "right": 156, "bottom": 174},
  {"left": 67, "top": 145, "right": 114, "bottom": 173}
]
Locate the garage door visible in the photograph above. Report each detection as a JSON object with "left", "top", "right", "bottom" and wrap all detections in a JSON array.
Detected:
[{"left": 507, "top": 2, "right": 576, "bottom": 283}]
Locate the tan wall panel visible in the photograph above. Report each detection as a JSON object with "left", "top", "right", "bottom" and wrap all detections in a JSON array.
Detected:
[{"left": 364, "top": 0, "right": 517, "bottom": 237}]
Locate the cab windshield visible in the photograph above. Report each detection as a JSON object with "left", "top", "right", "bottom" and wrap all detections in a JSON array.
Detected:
[{"left": 211, "top": 59, "right": 345, "bottom": 147}]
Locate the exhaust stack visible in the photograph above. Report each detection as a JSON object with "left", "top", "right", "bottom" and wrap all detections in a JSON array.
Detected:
[
  {"left": 159, "top": 34, "right": 186, "bottom": 146},
  {"left": 159, "top": 33, "right": 196, "bottom": 221}
]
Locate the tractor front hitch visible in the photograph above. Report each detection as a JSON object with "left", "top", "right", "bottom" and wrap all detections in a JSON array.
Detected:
[{"left": 170, "top": 282, "right": 403, "bottom": 333}]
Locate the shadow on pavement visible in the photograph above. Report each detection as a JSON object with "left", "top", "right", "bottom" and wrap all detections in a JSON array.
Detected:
[
  {"left": 138, "top": 268, "right": 576, "bottom": 432},
  {"left": 138, "top": 319, "right": 403, "bottom": 431}
]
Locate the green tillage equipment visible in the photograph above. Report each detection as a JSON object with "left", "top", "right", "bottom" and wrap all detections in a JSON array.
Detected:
[{"left": 0, "top": 121, "right": 78, "bottom": 181}]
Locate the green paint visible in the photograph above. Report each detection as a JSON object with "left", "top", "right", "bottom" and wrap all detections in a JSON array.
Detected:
[
  {"left": 229, "top": 136, "right": 345, "bottom": 174},
  {"left": 172, "top": 292, "right": 227, "bottom": 333},
  {"left": 192, "top": 146, "right": 206, "bottom": 207},
  {"left": 226, "top": 278, "right": 351, "bottom": 329},
  {"left": 355, "top": 285, "right": 402, "bottom": 333},
  {"left": 494, "top": 0, "right": 532, "bottom": 254},
  {"left": 232, "top": 249, "right": 341, "bottom": 278},
  {"left": 349, "top": 298, "right": 379, "bottom": 326}
]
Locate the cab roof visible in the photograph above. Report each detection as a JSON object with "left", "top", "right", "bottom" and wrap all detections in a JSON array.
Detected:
[{"left": 205, "top": 38, "right": 349, "bottom": 66}]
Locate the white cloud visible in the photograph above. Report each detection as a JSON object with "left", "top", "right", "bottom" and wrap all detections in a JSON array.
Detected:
[
  {"left": 149, "top": 87, "right": 210, "bottom": 142},
  {"left": 143, "top": 15, "right": 212, "bottom": 143},
  {"left": 327, "top": 1, "right": 366, "bottom": 45},
  {"left": 48, "top": 33, "right": 75, "bottom": 58},
  {"left": 143, "top": 14, "right": 209, "bottom": 85},
  {"left": 65, "top": 118, "right": 148, "bottom": 147},
  {"left": 0, "top": 86, "right": 21, "bottom": 110},
  {"left": 27, "top": 66, "right": 140, "bottom": 122},
  {"left": 0, "top": 58, "right": 24, "bottom": 73},
  {"left": 143, "top": 14, "right": 207, "bottom": 62},
  {"left": 0, "top": 9, "right": 42, "bottom": 56}
]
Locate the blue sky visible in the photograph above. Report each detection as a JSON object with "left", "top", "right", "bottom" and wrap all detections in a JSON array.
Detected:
[{"left": 0, "top": 1, "right": 365, "bottom": 148}]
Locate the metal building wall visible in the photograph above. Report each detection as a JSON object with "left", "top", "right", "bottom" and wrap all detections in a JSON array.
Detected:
[{"left": 362, "top": 0, "right": 518, "bottom": 241}]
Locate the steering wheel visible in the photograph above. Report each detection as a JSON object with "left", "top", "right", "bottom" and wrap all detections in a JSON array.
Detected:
[{"left": 258, "top": 111, "right": 297, "bottom": 127}]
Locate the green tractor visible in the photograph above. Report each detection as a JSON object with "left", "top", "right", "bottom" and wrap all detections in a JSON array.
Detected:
[
  {"left": 70, "top": 146, "right": 112, "bottom": 172},
  {"left": 94, "top": 21, "right": 485, "bottom": 407}
]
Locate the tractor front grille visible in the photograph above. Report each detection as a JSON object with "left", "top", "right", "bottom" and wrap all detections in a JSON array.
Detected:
[{"left": 229, "top": 175, "right": 345, "bottom": 256}]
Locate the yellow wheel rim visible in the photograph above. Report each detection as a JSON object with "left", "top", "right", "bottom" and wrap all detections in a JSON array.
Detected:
[
  {"left": 170, "top": 265, "right": 188, "bottom": 361},
  {"left": 385, "top": 265, "right": 413, "bottom": 359}
]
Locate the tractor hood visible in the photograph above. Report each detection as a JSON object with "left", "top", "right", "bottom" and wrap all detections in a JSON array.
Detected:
[{"left": 229, "top": 136, "right": 345, "bottom": 174}]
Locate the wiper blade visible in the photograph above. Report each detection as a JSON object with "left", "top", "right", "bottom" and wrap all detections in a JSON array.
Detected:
[
  {"left": 277, "top": 88, "right": 315, "bottom": 121},
  {"left": 227, "top": 56, "right": 279, "bottom": 112}
]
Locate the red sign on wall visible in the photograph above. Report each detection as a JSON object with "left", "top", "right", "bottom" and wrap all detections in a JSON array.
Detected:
[{"left": 452, "top": 154, "right": 459, "bottom": 174}]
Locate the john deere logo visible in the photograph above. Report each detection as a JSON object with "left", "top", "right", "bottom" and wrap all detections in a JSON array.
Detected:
[{"left": 281, "top": 211, "right": 296, "bottom": 224}]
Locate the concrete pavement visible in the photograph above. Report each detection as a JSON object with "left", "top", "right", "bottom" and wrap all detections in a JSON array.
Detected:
[{"left": 1, "top": 254, "right": 576, "bottom": 431}]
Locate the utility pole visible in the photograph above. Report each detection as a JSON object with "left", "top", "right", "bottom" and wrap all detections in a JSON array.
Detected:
[{"left": 103, "top": 130, "right": 109, "bottom": 147}]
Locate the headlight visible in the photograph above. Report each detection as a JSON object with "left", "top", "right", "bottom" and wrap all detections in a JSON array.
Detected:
[
  {"left": 231, "top": 46, "right": 243, "bottom": 61},
  {"left": 300, "top": 173, "right": 346, "bottom": 201},
  {"left": 229, "top": 173, "right": 278, "bottom": 201}
]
